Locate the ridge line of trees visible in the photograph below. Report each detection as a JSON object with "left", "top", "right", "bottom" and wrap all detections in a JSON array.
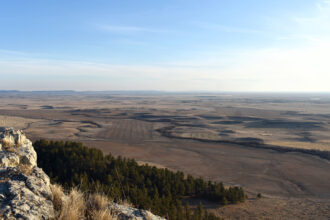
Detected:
[{"left": 34, "top": 140, "right": 245, "bottom": 220}]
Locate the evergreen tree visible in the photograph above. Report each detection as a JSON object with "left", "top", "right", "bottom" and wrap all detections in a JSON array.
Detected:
[{"left": 34, "top": 139, "right": 243, "bottom": 220}]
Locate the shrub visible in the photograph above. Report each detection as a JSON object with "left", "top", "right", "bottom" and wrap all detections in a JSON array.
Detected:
[{"left": 257, "top": 193, "right": 262, "bottom": 199}]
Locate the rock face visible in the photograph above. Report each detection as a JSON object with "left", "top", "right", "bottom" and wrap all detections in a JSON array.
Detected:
[
  {"left": 0, "top": 127, "right": 165, "bottom": 220},
  {"left": 110, "top": 203, "right": 166, "bottom": 220},
  {"left": 0, "top": 127, "right": 55, "bottom": 219}
]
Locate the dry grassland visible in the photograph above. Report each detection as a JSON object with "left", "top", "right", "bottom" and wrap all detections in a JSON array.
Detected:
[{"left": 0, "top": 91, "right": 330, "bottom": 219}]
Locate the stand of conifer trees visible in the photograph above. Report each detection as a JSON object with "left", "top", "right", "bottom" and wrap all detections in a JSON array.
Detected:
[{"left": 34, "top": 140, "right": 245, "bottom": 220}]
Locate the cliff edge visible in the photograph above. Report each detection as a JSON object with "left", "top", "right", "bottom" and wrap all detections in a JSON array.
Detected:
[{"left": 0, "top": 128, "right": 165, "bottom": 220}]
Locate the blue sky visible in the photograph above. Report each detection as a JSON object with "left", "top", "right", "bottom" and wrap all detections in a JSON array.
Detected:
[{"left": 1, "top": 0, "right": 330, "bottom": 91}]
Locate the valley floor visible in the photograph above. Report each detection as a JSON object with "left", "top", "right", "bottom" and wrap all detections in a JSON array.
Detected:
[
  {"left": 1, "top": 92, "right": 330, "bottom": 219},
  {"left": 82, "top": 138, "right": 330, "bottom": 219}
]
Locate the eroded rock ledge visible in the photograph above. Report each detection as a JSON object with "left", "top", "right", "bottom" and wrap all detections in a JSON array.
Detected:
[
  {"left": 0, "top": 128, "right": 165, "bottom": 220},
  {"left": 0, "top": 127, "right": 54, "bottom": 219}
]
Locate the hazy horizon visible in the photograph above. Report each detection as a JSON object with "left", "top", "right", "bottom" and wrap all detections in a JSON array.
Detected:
[
  {"left": 2, "top": 89, "right": 330, "bottom": 95},
  {"left": 1, "top": 0, "right": 330, "bottom": 92}
]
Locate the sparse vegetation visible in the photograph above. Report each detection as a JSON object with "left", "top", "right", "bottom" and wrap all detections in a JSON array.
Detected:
[
  {"left": 50, "top": 184, "right": 65, "bottom": 211},
  {"left": 18, "top": 164, "right": 33, "bottom": 175},
  {"left": 1, "top": 139, "right": 16, "bottom": 153},
  {"left": 257, "top": 193, "right": 262, "bottom": 199},
  {"left": 86, "top": 193, "right": 113, "bottom": 220},
  {"left": 35, "top": 140, "right": 245, "bottom": 219},
  {"left": 58, "top": 188, "right": 86, "bottom": 220}
]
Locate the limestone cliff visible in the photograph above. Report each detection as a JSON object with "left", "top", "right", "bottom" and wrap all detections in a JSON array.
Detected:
[
  {"left": 0, "top": 128, "right": 165, "bottom": 220},
  {"left": 0, "top": 127, "right": 54, "bottom": 219}
]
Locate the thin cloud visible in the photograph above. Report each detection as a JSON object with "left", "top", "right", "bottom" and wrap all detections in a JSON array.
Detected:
[
  {"left": 293, "top": 0, "right": 330, "bottom": 25},
  {"left": 1, "top": 40, "right": 330, "bottom": 92},
  {"left": 274, "top": 0, "right": 330, "bottom": 44},
  {"left": 195, "top": 22, "right": 263, "bottom": 34},
  {"left": 96, "top": 24, "right": 169, "bottom": 34},
  {"left": 0, "top": 49, "right": 30, "bottom": 56},
  {"left": 317, "top": 0, "right": 330, "bottom": 11},
  {"left": 276, "top": 34, "right": 326, "bottom": 43}
]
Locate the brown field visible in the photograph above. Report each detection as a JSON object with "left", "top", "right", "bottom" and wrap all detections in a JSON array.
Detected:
[{"left": 0, "top": 91, "right": 330, "bottom": 219}]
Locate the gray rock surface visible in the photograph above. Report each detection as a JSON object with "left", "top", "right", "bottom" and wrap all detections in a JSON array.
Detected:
[
  {"left": 0, "top": 127, "right": 54, "bottom": 219},
  {"left": 110, "top": 203, "right": 166, "bottom": 220}
]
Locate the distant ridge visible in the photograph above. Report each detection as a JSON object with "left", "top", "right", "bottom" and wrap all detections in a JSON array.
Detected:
[
  {"left": 0, "top": 90, "right": 20, "bottom": 93},
  {"left": 1, "top": 90, "right": 330, "bottom": 97}
]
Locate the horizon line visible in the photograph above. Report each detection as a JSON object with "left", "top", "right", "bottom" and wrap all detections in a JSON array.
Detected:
[{"left": 1, "top": 90, "right": 330, "bottom": 94}]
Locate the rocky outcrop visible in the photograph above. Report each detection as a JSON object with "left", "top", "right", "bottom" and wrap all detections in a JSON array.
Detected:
[
  {"left": 0, "top": 127, "right": 55, "bottom": 219},
  {"left": 0, "top": 127, "right": 165, "bottom": 220},
  {"left": 110, "top": 203, "right": 165, "bottom": 220}
]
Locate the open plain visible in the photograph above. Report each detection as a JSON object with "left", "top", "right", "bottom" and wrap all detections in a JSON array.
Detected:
[{"left": 0, "top": 91, "right": 330, "bottom": 219}]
